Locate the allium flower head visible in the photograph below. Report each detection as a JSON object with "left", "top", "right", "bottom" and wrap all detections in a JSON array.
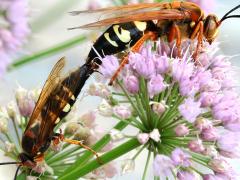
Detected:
[
  {"left": 0, "top": 0, "right": 30, "bottom": 77},
  {"left": 94, "top": 40, "right": 240, "bottom": 179}
]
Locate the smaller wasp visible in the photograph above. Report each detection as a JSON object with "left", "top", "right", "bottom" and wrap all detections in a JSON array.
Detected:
[
  {"left": 70, "top": 2, "right": 240, "bottom": 85},
  {"left": 0, "top": 57, "right": 99, "bottom": 179}
]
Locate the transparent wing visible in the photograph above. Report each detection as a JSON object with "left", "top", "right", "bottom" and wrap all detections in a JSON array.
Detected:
[
  {"left": 25, "top": 57, "right": 65, "bottom": 131},
  {"left": 70, "top": 9, "right": 190, "bottom": 29},
  {"left": 69, "top": 2, "right": 169, "bottom": 15}
]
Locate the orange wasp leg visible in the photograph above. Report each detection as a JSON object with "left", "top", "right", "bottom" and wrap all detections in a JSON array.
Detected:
[
  {"left": 190, "top": 21, "right": 204, "bottom": 60},
  {"left": 109, "top": 31, "right": 158, "bottom": 85},
  {"left": 33, "top": 153, "right": 45, "bottom": 163},
  {"left": 63, "top": 139, "right": 102, "bottom": 164},
  {"left": 52, "top": 131, "right": 102, "bottom": 164},
  {"left": 168, "top": 23, "right": 182, "bottom": 57}
]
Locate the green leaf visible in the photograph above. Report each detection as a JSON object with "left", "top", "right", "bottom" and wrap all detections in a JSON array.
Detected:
[{"left": 9, "top": 35, "right": 87, "bottom": 70}]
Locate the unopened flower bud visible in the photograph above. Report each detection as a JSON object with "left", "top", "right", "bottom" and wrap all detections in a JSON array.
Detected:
[
  {"left": 0, "top": 111, "right": 8, "bottom": 133},
  {"left": 98, "top": 100, "right": 113, "bottom": 116},
  {"left": 113, "top": 105, "right": 132, "bottom": 119},
  {"left": 33, "top": 161, "right": 53, "bottom": 174},
  {"left": 109, "top": 129, "right": 124, "bottom": 142},
  {"left": 149, "top": 129, "right": 161, "bottom": 142},
  {"left": 15, "top": 86, "right": 27, "bottom": 100},
  {"left": 188, "top": 139, "right": 205, "bottom": 153},
  {"left": 174, "top": 124, "right": 189, "bottom": 136},
  {"left": 195, "top": 117, "right": 212, "bottom": 131},
  {"left": 201, "top": 127, "right": 219, "bottom": 141},
  {"left": 79, "top": 111, "right": 96, "bottom": 128},
  {"left": 151, "top": 101, "right": 166, "bottom": 116},
  {"left": 88, "top": 83, "right": 111, "bottom": 99},
  {"left": 16, "top": 88, "right": 35, "bottom": 117},
  {"left": 4, "top": 141, "right": 15, "bottom": 153},
  {"left": 6, "top": 101, "right": 16, "bottom": 119},
  {"left": 123, "top": 75, "right": 139, "bottom": 94},
  {"left": 121, "top": 159, "right": 135, "bottom": 174},
  {"left": 203, "top": 146, "right": 218, "bottom": 158},
  {"left": 64, "top": 122, "right": 81, "bottom": 135},
  {"left": 30, "top": 88, "right": 41, "bottom": 102},
  {"left": 137, "top": 133, "right": 149, "bottom": 144},
  {"left": 208, "top": 158, "right": 232, "bottom": 174},
  {"left": 74, "top": 126, "right": 91, "bottom": 141}
]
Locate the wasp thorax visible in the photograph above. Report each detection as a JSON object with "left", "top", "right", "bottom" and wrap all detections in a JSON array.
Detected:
[{"left": 204, "top": 15, "right": 219, "bottom": 44}]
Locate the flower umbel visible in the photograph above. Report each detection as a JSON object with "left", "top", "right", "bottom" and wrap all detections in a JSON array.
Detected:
[
  {"left": 0, "top": 0, "right": 30, "bottom": 77},
  {"left": 94, "top": 41, "right": 240, "bottom": 179}
]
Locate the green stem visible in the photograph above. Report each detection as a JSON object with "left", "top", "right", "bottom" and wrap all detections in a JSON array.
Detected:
[
  {"left": 11, "top": 118, "right": 21, "bottom": 147},
  {"left": 141, "top": 77, "right": 153, "bottom": 129},
  {"left": 134, "top": 94, "right": 148, "bottom": 127},
  {"left": 4, "top": 133, "right": 20, "bottom": 154},
  {"left": 9, "top": 35, "right": 87, "bottom": 69},
  {"left": 117, "top": 80, "right": 147, "bottom": 128},
  {"left": 114, "top": 116, "right": 145, "bottom": 130},
  {"left": 47, "top": 146, "right": 80, "bottom": 165},
  {"left": 132, "top": 144, "right": 147, "bottom": 160},
  {"left": 58, "top": 138, "right": 141, "bottom": 180},
  {"left": 142, "top": 149, "right": 151, "bottom": 180}
]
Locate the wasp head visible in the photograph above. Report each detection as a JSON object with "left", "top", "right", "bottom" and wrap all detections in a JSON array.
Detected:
[
  {"left": 203, "top": 15, "right": 219, "bottom": 44},
  {"left": 204, "top": 4, "right": 240, "bottom": 44}
]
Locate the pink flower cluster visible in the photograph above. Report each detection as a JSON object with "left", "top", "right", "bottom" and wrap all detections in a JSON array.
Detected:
[
  {"left": 98, "top": 40, "right": 240, "bottom": 178},
  {"left": 0, "top": 0, "right": 30, "bottom": 76}
]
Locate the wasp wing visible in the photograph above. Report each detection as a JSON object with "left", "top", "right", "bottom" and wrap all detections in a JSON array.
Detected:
[
  {"left": 69, "top": 2, "right": 169, "bottom": 15},
  {"left": 37, "top": 65, "right": 91, "bottom": 145},
  {"left": 70, "top": 9, "right": 190, "bottom": 29},
  {"left": 25, "top": 57, "right": 65, "bottom": 132}
]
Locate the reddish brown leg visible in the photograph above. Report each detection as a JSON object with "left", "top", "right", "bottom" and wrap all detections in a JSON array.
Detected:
[
  {"left": 52, "top": 130, "right": 102, "bottom": 163},
  {"left": 168, "top": 23, "right": 182, "bottom": 57},
  {"left": 33, "top": 153, "right": 44, "bottom": 163},
  {"left": 108, "top": 31, "right": 158, "bottom": 85},
  {"left": 190, "top": 21, "right": 204, "bottom": 60},
  {"left": 63, "top": 139, "right": 102, "bottom": 164}
]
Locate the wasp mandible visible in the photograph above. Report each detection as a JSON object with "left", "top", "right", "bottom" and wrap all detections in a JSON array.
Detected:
[
  {"left": 0, "top": 58, "right": 100, "bottom": 179},
  {"left": 70, "top": 1, "right": 240, "bottom": 85}
]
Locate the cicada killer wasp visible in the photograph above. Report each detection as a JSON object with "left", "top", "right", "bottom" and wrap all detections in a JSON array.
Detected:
[
  {"left": 70, "top": 1, "right": 240, "bottom": 85},
  {"left": 0, "top": 57, "right": 100, "bottom": 179}
]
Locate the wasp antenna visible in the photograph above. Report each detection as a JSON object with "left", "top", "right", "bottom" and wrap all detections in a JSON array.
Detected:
[
  {"left": 0, "top": 162, "right": 19, "bottom": 165},
  {"left": 220, "top": 15, "right": 240, "bottom": 22},
  {"left": 14, "top": 165, "right": 21, "bottom": 180},
  {"left": 220, "top": 4, "right": 240, "bottom": 22}
]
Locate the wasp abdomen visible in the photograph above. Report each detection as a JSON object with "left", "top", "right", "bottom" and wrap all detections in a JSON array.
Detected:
[{"left": 87, "top": 21, "right": 156, "bottom": 64}]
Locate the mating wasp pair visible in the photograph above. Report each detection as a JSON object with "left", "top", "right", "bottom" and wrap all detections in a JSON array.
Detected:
[{"left": 1, "top": 1, "right": 240, "bottom": 179}]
